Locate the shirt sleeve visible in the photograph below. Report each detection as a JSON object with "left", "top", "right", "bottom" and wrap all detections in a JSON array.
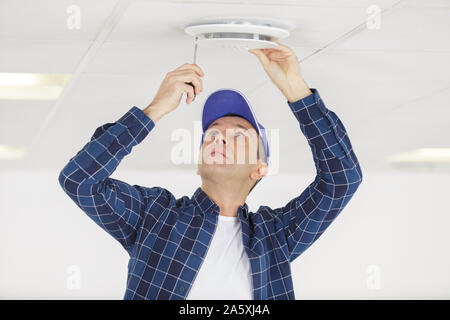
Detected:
[
  {"left": 267, "top": 88, "right": 363, "bottom": 263},
  {"left": 58, "top": 106, "right": 168, "bottom": 255}
]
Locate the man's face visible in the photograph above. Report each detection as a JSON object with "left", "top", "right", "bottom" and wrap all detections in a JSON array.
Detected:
[{"left": 196, "top": 115, "right": 264, "bottom": 184}]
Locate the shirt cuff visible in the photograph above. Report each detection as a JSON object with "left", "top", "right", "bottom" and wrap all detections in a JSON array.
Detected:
[
  {"left": 116, "top": 106, "right": 156, "bottom": 144},
  {"left": 286, "top": 88, "right": 321, "bottom": 113},
  {"left": 118, "top": 106, "right": 155, "bottom": 130}
]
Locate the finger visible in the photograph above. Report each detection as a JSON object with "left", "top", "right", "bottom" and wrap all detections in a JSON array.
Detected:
[
  {"left": 192, "top": 64, "right": 205, "bottom": 77},
  {"left": 248, "top": 48, "right": 270, "bottom": 66},
  {"left": 182, "top": 83, "right": 195, "bottom": 104},
  {"left": 175, "top": 63, "right": 205, "bottom": 78},
  {"left": 273, "top": 39, "right": 284, "bottom": 47},
  {"left": 268, "top": 41, "right": 294, "bottom": 53},
  {"left": 186, "top": 82, "right": 196, "bottom": 97},
  {"left": 177, "top": 70, "right": 203, "bottom": 93}
]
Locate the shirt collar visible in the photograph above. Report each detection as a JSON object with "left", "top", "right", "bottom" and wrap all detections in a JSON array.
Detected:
[{"left": 191, "top": 187, "right": 249, "bottom": 218}]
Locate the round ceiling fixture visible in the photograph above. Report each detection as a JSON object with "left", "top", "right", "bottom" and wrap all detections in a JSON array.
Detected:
[{"left": 183, "top": 16, "right": 294, "bottom": 50}]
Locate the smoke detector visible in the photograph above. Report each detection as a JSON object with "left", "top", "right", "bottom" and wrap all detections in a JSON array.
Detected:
[{"left": 183, "top": 16, "right": 294, "bottom": 51}]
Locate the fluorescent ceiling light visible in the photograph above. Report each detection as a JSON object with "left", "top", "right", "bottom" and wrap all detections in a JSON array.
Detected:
[
  {"left": 386, "top": 148, "right": 450, "bottom": 163},
  {"left": 0, "top": 73, "right": 70, "bottom": 100},
  {"left": 0, "top": 145, "right": 26, "bottom": 160}
]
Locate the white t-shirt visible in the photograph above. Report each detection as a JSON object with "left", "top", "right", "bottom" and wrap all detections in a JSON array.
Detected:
[{"left": 186, "top": 214, "right": 253, "bottom": 300}]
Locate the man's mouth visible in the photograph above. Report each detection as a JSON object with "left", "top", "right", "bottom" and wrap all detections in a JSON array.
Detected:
[{"left": 210, "top": 149, "right": 226, "bottom": 159}]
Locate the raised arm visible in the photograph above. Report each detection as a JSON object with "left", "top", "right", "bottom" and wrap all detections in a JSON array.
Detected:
[
  {"left": 58, "top": 107, "right": 160, "bottom": 255},
  {"left": 249, "top": 41, "right": 363, "bottom": 262},
  {"left": 273, "top": 87, "right": 362, "bottom": 262},
  {"left": 58, "top": 63, "right": 205, "bottom": 255}
]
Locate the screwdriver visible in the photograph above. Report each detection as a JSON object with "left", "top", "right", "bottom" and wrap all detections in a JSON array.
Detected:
[{"left": 186, "top": 35, "right": 198, "bottom": 102}]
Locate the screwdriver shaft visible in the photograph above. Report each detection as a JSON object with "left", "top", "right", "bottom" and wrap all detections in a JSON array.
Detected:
[
  {"left": 188, "top": 36, "right": 198, "bottom": 101},
  {"left": 193, "top": 35, "right": 198, "bottom": 65}
]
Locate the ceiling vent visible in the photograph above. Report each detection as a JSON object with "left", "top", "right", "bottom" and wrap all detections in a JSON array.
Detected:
[{"left": 183, "top": 16, "right": 294, "bottom": 51}]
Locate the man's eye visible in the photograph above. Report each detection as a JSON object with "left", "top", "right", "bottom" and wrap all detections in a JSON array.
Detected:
[
  {"left": 207, "top": 130, "right": 219, "bottom": 137},
  {"left": 235, "top": 131, "right": 245, "bottom": 137}
]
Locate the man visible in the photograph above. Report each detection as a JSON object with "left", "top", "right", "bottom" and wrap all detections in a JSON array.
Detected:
[{"left": 58, "top": 41, "right": 362, "bottom": 300}]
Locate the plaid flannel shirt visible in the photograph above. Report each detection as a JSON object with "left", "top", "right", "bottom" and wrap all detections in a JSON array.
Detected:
[{"left": 58, "top": 88, "right": 363, "bottom": 300}]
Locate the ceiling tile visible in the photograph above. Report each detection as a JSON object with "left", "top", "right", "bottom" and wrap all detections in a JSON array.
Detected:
[
  {"left": 333, "top": 7, "right": 450, "bottom": 52},
  {"left": 0, "top": 0, "right": 120, "bottom": 42}
]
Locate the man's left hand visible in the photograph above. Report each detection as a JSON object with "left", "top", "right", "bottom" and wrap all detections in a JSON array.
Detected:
[{"left": 248, "top": 40, "right": 312, "bottom": 102}]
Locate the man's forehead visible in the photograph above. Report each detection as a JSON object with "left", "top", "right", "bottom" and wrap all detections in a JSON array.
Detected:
[{"left": 209, "top": 115, "right": 253, "bottom": 130}]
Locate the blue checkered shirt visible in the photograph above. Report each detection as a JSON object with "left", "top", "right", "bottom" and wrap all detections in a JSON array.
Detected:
[{"left": 58, "top": 88, "right": 363, "bottom": 300}]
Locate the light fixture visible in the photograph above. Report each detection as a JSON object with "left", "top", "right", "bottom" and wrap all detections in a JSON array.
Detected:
[
  {"left": 0, "top": 144, "right": 26, "bottom": 160},
  {"left": 386, "top": 148, "right": 450, "bottom": 164},
  {"left": 183, "top": 16, "right": 293, "bottom": 51},
  {"left": 0, "top": 73, "right": 70, "bottom": 100}
]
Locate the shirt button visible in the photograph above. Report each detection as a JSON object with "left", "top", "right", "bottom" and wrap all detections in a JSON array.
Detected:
[{"left": 180, "top": 286, "right": 185, "bottom": 292}]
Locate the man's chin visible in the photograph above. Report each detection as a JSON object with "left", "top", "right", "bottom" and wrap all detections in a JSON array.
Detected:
[
  {"left": 198, "top": 162, "right": 235, "bottom": 176},
  {"left": 201, "top": 162, "right": 233, "bottom": 169},
  {"left": 201, "top": 156, "right": 235, "bottom": 166}
]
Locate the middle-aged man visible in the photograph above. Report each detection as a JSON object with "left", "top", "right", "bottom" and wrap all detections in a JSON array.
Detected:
[{"left": 58, "top": 40, "right": 363, "bottom": 300}]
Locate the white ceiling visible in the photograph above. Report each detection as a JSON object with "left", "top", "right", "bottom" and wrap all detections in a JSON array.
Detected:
[{"left": 0, "top": 0, "right": 449, "bottom": 173}]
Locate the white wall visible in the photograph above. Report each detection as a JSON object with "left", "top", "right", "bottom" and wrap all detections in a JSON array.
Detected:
[{"left": 1, "top": 169, "right": 449, "bottom": 299}]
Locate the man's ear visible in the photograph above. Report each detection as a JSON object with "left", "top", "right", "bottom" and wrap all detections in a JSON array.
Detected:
[{"left": 250, "top": 162, "right": 269, "bottom": 181}]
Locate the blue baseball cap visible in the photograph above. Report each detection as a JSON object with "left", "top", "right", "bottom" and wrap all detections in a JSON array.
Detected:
[{"left": 200, "top": 88, "right": 270, "bottom": 164}]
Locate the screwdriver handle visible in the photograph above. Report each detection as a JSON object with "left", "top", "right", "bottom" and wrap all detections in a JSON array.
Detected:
[{"left": 187, "top": 82, "right": 196, "bottom": 100}]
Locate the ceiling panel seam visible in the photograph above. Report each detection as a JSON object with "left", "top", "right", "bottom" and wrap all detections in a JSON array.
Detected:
[
  {"left": 245, "top": 0, "right": 406, "bottom": 97},
  {"left": 24, "top": 0, "right": 132, "bottom": 158}
]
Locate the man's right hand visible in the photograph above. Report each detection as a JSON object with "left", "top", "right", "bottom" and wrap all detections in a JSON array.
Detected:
[{"left": 143, "top": 63, "right": 205, "bottom": 123}]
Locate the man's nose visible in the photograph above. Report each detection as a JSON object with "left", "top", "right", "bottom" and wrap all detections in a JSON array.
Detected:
[{"left": 213, "top": 132, "right": 227, "bottom": 145}]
